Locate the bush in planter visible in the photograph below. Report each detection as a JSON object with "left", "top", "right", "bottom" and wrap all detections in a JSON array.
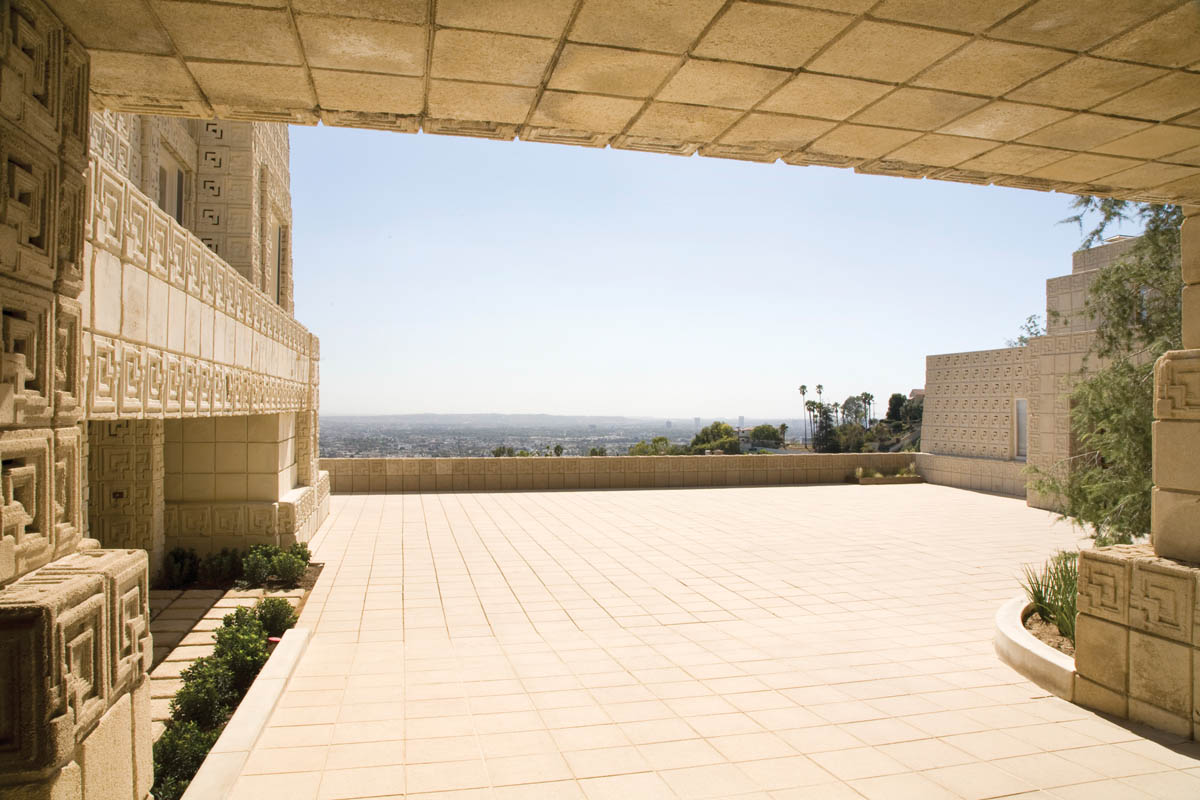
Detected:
[
  {"left": 289, "top": 541, "right": 312, "bottom": 565},
  {"left": 241, "top": 550, "right": 272, "bottom": 586},
  {"left": 152, "top": 720, "right": 221, "bottom": 800},
  {"left": 255, "top": 596, "right": 298, "bottom": 638},
  {"left": 271, "top": 552, "right": 306, "bottom": 588},
  {"left": 1020, "top": 550, "right": 1078, "bottom": 642},
  {"left": 169, "top": 656, "right": 235, "bottom": 729},
  {"left": 214, "top": 608, "right": 269, "bottom": 693},
  {"left": 163, "top": 548, "right": 200, "bottom": 589},
  {"left": 198, "top": 548, "right": 243, "bottom": 587}
]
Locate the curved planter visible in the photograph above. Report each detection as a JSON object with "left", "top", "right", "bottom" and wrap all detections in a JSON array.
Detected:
[{"left": 993, "top": 596, "right": 1075, "bottom": 701}]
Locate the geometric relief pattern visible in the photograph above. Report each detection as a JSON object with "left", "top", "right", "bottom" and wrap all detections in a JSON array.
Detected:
[
  {"left": 0, "top": 276, "right": 54, "bottom": 427},
  {"left": 1155, "top": 349, "right": 1200, "bottom": 422},
  {"left": 923, "top": 346, "right": 1027, "bottom": 460},
  {"left": 1129, "top": 559, "right": 1195, "bottom": 644},
  {"left": 0, "top": 572, "right": 105, "bottom": 776},
  {"left": 1078, "top": 547, "right": 1132, "bottom": 625},
  {"left": 0, "top": 126, "right": 58, "bottom": 289},
  {"left": 35, "top": 548, "right": 151, "bottom": 697},
  {"left": 0, "top": 548, "right": 150, "bottom": 775},
  {"left": 83, "top": 161, "right": 314, "bottom": 422},
  {"left": 52, "top": 296, "right": 81, "bottom": 425},
  {"left": 1, "top": 428, "right": 54, "bottom": 585},
  {"left": 87, "top": 420, "right": 163, "bottom": 560}
]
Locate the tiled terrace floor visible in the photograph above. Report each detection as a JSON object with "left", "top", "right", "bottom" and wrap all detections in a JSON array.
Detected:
[{"left": 227, "top": 485, "right": 1200, "bottom": 799}]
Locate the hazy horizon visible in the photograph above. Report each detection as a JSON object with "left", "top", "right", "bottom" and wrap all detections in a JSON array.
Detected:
[{"left": 291, "top": 127, "right": 1136, "bottom": 418}]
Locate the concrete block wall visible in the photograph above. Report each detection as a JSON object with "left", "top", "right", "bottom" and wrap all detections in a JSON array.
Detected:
[
  {"left": 0, "top": 549, "right": 153, "bottom": 799},
  {"left": 163, "top": 413, "right": 326, "bottom": 555},
  {"left": 88, "top": 420, "right": 166, "bottom": 578},
  {"left": 913, "top": 453, "right": 1027, "bottom": 498},
  {"left": 79, "top": 159, "right": 313, "bottom": 419},
  {"left": 320, "top": 453, "right": 919, "bottom": 494},
  {"left": 1076, "top": 544, "right": 1200, "bottom": 740},
  {"left": 923, "top": 346, "right": 1029, "bottom": 462}
]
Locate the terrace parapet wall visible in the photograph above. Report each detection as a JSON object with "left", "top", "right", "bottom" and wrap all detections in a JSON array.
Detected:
[
  {"left": 320, "top": 454, "right": 920, "bottom": 494},
  {"left": 913, "top": 453, "right": 1026, "bottom": 498}
]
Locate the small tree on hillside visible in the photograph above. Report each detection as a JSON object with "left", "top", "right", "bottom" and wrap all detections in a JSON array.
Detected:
[{"left": 886, "top": 393, "right": 905, "bottom": 421}]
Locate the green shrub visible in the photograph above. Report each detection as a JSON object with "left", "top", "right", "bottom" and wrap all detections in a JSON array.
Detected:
[
  {"left": 169, "top": 656, "right": 235, "bottom": 729},
  {"left": 271, "top": 552, "right": 306, "bottom": 588},
  {"left": 255, "top": 597, "right": 298, "bottom": 638},
  {"left": 213, "top": 609, "right": 269, "bottom": 693},
  {"left": 152, "top": 720, "right": 221, "bottom": 800},
  {"left": 249, "top": 543, "right": 282, "bottom": 562},
  {"left": 288, "top": 542, "right": 312, "bottom": 565},
  {"left": 692, "top": 436, "right": 740, "bottom": 455},
  {"left": 1021, "top": 551, "right": 1078, "bottom": 642},
  {"left": 163, "top": 548, "right": 200, "bottom": 589},
  {"left": 198, "top": 548, "right": 242, "bottom": 587},
  {"left": 241, "top": 550, "right": 272, "bottom": 586}
]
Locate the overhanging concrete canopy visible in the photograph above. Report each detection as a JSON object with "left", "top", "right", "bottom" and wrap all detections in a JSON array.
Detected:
[{"left": 50, "top": 0, "right": 1200, "bottom": 205}]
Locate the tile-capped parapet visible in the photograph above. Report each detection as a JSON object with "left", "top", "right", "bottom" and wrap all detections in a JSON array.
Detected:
[
  {"left": 321, "top": 453, "right": 920, "bottom": 494},
  {"left": 0, "top": 548, "right": 149, "bottom": 781}
]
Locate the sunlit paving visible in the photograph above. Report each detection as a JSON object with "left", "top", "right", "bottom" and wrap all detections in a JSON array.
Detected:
[{"left": 202, "top": 486, "right": 1195, "bottom": 799}]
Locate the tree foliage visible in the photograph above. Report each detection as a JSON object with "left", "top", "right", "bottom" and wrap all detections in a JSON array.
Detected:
[
  {"left": 1006, "top": 314, "right": 1046, "bottom": 347},
  {"left": 628, "top": 436, "right": 686, "bottom": 455},
  {"left": 690, "top": 421, "right": 740, "bottom": 454},
  {"left": 749, "top": 424, "right": 783, "bottom": 447},
  {"left": 1029, "top": 197, "right": 1182, "bottom": 544},
  {"left": 886, "top": 393, "right": 906, "bottom": 421}
]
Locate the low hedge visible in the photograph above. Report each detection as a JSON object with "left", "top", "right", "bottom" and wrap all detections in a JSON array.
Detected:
[{"left": 152, "top": 598, "right": 299, "bottom": 800}]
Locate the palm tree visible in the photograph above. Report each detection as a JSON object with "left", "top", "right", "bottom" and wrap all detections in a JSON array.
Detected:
[
  {"left": 861, "top": 392, "right": 874, "bottom": 428},
  {"left": 805, "top": 400, "right": 817, "bottom": 450},
  {"left": 798, "top": 385, "right": 807, "bottom": 443},
  {"left": 832, "top": 402, "right": 841, "bottom": 426}
]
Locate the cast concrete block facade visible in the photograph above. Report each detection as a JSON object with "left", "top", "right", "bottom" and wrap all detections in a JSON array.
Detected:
[
  {"left": 0, "top": 1, "right": 325, "bottom": 796},
  {"left": 922, "top": 237, "right": 1135, "bottom": 503}
]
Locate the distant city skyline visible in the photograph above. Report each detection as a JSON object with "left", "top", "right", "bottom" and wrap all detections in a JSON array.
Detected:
[{"left": 292, "top": 127, "right": 1138, "bottom": 418}]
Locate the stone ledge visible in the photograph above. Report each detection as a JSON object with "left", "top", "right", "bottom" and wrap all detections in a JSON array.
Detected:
[
  {"left": 320, "top": 453, "right": 919, "bottom": 494},
  {"left": 993, "top": 595, "right": 1075, "bottom": 701}
]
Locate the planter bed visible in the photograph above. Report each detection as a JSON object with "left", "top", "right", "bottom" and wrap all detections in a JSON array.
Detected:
[
  {"left": 855, "top": 475, "right": 924, "bottom": 485},
  {"left": 993, "top": 595, "right": 1075, "bottom": 701}
]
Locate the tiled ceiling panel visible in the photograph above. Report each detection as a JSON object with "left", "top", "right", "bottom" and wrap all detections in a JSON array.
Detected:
[{"left": 51, "top": 0, "right": 1200, "bottom": 205}]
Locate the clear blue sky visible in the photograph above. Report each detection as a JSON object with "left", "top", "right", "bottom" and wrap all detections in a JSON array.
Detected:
[{"left": 290, "top": 126, "right": 1134, "bottom": 420}]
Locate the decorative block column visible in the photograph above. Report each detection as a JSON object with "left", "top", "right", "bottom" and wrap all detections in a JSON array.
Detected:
[
  {"left": 1153, "top": 205, "right": 1200, "bottom": 562},
  {"left": 1075, "top": 205, "right": 1200, "bottom": 740}
]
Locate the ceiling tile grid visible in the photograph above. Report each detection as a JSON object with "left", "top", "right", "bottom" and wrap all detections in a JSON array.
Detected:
[{"left": 56, "top": 0, "right": 1200, "bottom": 205}]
